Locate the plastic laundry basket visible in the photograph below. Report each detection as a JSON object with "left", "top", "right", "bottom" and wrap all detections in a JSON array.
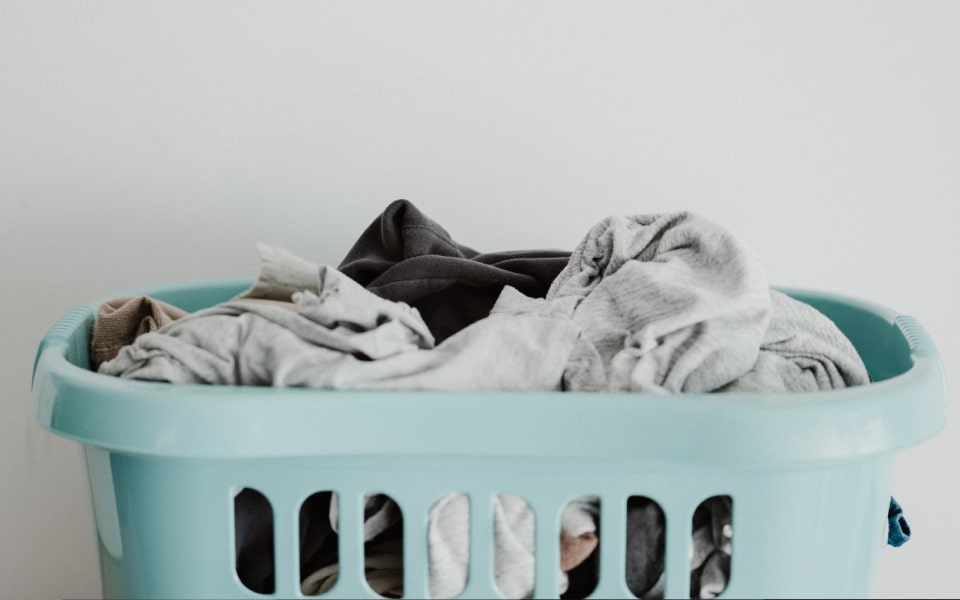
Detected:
[{"left": 32, "top": 279, "right": 947, "bottom": 599}]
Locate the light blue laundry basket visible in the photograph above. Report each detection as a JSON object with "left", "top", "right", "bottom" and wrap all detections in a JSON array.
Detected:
[{"left": 32, "top": 279, "right": 947, "bottom": 599}]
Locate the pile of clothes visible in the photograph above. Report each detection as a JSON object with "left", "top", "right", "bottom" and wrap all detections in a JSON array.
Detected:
[{"left": 88, "top": 200, "right": 902, "bottom": 599}]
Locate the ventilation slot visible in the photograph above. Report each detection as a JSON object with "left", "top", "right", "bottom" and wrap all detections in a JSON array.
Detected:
[
  {"left": 299, "top": 491, "right": 340, "bottom": 596},
  {"left": 492, "top": 493, "right": 535, "bottom": 599},
  {"left": 428, "top": 492, "right": 470, "bottom": 599},
  {"left": 625, "top": 496, "right": 665, "bottom": 599},
  {"left": 690, "top": 495, "right": 733, "bottom": 599},
  {"left": 362, "top": 492, "right": 404, "bottom": 598},
  {"left": 234, "top": 487, "right": 275, "bottom": 594},
  {"left": 560, "top": 495, "right": 600, "bottom": 600}
]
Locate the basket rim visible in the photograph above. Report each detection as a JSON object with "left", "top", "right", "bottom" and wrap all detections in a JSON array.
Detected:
[{"left": 31, "top": 278, "right": 948, "bottom": 464}]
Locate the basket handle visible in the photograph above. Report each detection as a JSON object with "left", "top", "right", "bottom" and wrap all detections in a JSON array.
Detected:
[
  {"left": 32, "top": 305, "right": 94, "bottom": 385},
  {"left": 895, "top": 314, "right": 949, "bottom": 408},
  {"left": 893, "top": 314, "right": 938, "bottom": 361}
]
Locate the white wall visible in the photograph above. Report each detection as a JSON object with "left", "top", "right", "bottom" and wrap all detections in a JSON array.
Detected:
[{"left": 2, "top": 1, "right": 957, "bottom": 598}]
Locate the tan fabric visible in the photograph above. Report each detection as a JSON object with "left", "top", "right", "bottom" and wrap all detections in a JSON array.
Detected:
[
  {"left": 560, "top": 530, "right": 599, "bottom": 572},
  {"left": 90, "top": 296, "right": 188, "bottom": 370}
]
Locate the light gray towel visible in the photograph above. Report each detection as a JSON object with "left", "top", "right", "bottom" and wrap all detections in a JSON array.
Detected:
[
  {"left": 720, "top": 290, "right": 870, "bottom": 392},
  {"left": 547, "top": 212, "right": 772, "bottom": 393}
]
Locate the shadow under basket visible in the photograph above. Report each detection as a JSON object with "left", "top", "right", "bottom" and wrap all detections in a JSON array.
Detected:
[{"left": 32, "top": 279, "right": 947, "bottom": 599}]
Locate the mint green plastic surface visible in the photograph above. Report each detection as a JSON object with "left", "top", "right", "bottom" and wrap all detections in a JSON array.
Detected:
[{"left": 31, "top": 280, "right": 948, "bottom": 599}]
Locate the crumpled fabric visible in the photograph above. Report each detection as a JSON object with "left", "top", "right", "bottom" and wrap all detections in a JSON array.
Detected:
[
  {"left": 541, "top": 211, "right": 870, "bottom": 394},
  {"left": 99, "top": 246, "right": 583, "bottom": 392},
  {"left": 100, "top": 215, "right": 868, "bottom": 397},
  {"left": 719, "top": 289, "right": 870, "bottom": 392},
  {"left": 338, "top": 199, "right": 571, "bottom": 343},
  {"left": 89, "top": 295, "right": 188, "bottom": 370},
  {"left": 545, "top": 212, "right": 772, "bottom": 393}
]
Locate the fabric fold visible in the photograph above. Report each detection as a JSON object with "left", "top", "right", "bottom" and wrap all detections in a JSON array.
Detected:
[
  {"left": 548, "top": 212, "right": 772, "bottom": 393},
  {"left": 99, "top": 246, "right": 584, "bottom": 392},
  {"left": 89, "top": 295, "right": 188, "bottom": 370},
  {"left": 338, "top": 199, "right": 571, "bottom": 342}
]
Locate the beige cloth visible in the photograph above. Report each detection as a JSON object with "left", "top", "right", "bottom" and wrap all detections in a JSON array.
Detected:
[
  {"left": 560, "top": 530, "right": 598, "bottom": 572},
  {"left": 89, "top": 295, "right": 187, "bottom": 370}
]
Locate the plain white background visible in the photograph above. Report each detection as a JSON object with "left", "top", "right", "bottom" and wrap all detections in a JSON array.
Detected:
[{"left": 2, "top": 2, "right": 957, "bottom": 598}]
